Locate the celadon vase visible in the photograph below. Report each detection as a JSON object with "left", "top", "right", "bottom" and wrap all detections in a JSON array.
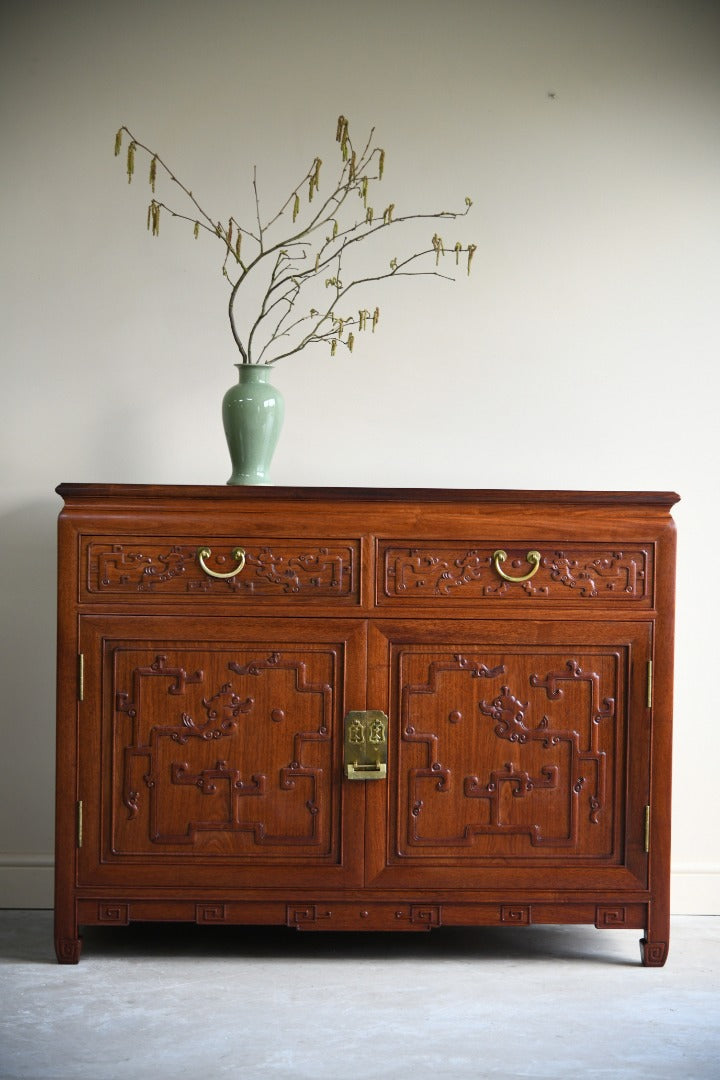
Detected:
[{"left": 222, "top": 363, "right": 284, "bottom": 485}]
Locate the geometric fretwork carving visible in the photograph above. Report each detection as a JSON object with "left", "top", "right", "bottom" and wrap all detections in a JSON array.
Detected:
[
  {"left": 399, "top": 646, "right": 618, "bottom": 856},
  {"left": 403, "top": 655, "right": 506, "bottom": 815},
  {"left": 97, "top": 904, "right": 129, "bottom": 924},
  {"left": 464, "top": 759, "right": 561, "bottom": 843},
  {"left": 196, "top": 904, "right": 228, "bottom": 924},
  {"left": 641, "top": 939, "right": 669, "bottom": 967},
  {"left": 113, "top": 647, "right": 334, "bottom": 851},
  {"left": 529, "top": 660, "right": 615, "bottom": 724},
  {"left": 595, "top": 906, "right": 628, "bottom": 927},
  {"left": 477, "top": 673, "right": 609, "bottom": 827},
  {"left": 501, "top": 905, "right": 531, "bottom": 924}
]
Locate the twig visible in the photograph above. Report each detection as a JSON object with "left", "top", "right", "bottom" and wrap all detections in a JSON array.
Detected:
[{"left": 114, "top": 116, "right": 475, "bottom": 364}]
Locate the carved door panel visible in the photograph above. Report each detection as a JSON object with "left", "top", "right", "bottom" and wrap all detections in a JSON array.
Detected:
[
  {"left": 365, "top": 621, "right": 651, "bottom": 892},
  {"left": 77, "top": 616, "right": 367, "bottom": 890}
]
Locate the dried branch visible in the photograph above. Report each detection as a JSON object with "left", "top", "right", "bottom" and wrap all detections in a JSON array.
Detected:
[{"left": 114, "top": 116, "right": 475, "bottom": 364}]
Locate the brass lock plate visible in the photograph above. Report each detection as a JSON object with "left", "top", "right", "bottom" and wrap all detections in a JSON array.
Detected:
[{"left": 344, "top": 711, "right": 388, "bottom": 780}]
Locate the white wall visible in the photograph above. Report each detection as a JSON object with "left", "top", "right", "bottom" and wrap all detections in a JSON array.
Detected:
[{"left": 1, "top": 0, "right": 718, "bottom": 912}]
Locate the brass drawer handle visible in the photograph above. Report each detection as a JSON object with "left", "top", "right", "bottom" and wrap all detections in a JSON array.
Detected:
[
  {"left": 197, "top": 546, "right": 246, "bottom": 579},
  {"left": 492, "top": 548, "right": 541, "bottom": 583}
]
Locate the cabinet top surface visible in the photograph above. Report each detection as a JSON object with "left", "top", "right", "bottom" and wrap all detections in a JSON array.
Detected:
[{"left": 56, "top": 483, "right": 680, "bottom": 508}]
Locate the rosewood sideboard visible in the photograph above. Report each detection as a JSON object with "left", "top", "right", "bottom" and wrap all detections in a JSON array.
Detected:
[{"left": 54, "top": 485, "right": 678, "bottom": 964}]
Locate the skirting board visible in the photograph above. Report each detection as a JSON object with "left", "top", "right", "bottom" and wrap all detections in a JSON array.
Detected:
[
  {"left": 671, "top": 865, "right": 720, "bottom": 916},
  {"left": 1, "top": 857, "right": 719, "bottom": 914},
  {"left": 0, "top": 856, "right": 54, "bottom": 909}
]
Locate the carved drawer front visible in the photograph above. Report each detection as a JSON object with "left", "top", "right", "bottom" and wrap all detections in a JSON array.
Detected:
[
  {"left": 377, "top": 541, "right": 653, "bottom": 605},
  {"left": 82, "top": 536, "right": 360, "bottom": 603}
]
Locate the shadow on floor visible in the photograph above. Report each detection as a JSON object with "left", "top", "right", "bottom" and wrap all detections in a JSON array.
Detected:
[{"left": 2, "top": 911, "right": 640, "bottom": 967}]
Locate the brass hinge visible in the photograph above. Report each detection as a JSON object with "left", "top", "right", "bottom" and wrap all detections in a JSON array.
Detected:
[
  {"left": 76, "top": 800, "right": 83, "bottom": 848},
  {"left": 644, "top": 804, "right": 651, "bottom": 853},
  {"left": 78, "top": 654, "right": 84, "bottom": 702},
  {"left": 646, "top": 660, "right": 653, "bottom": 709}
]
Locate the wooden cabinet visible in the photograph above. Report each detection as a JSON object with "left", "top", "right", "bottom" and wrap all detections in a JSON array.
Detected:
[{"left": 54, "top": 485, "right": 678, "bottom": 964}]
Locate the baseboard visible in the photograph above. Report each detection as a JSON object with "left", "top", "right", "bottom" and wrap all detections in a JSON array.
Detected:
[
  {"left": 0, "top": 855, "right": 53, "bottom": 909},
  {"left": 671, "top": 865, "right": 720, "bottom": 915},
  {"left": 1, "top": 857, "right": 719, "bottom": 914}
]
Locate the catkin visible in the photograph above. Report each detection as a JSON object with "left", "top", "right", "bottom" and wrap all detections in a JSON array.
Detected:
[{"left": 127, "top": 141, "right": 136, "bottom": 183}]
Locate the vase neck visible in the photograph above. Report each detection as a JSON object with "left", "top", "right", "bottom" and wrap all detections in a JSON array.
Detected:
[{"left": 236, "top": 363, "right": 271, "bottom": 382}]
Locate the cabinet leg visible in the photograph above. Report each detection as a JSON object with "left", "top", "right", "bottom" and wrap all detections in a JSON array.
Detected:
[
  {"left": 55, "top": 936, "right": 82, "bottom": 964},
  {"left": 55, "top": 906, "right": 82, "bottom": 963},
  {"left": 640, "top": 936, "right": 668, "bottom": 967},
  {"left": 640, "top": 905, "right": 670, "bottom": 966}
]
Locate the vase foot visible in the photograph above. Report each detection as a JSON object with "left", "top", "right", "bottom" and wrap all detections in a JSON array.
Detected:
[{"left": 226, "top": 475, "right": 271, "bottom": 486}]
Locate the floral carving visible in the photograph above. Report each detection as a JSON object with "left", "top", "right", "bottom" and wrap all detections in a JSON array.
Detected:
[
  {"left": 478, "top": 687, "right": 531, "bottom": 743},
  {"left": 89, "top": 541, "right": 358, "bottom": 598},
  {"left": 386, "top": 548, "right": 485, "bottom": 595},
  {"left": 544, "top": 551, "right": 645, "bottom": 597},
  {"left": 180, "top": 684, "right": 254, "bottom": 741},
  {"left": 382, "top": 544, "right": 650, "bottom": 601}
]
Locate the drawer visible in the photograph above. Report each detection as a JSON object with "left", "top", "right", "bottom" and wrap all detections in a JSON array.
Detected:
[
  {"left": 376, "top": 541, "right": 653, "bottom": 605},
  {"left": 81, "top": 536, "right": 361, "bottom": 603}
]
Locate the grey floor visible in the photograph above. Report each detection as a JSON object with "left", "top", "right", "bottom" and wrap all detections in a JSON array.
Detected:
[{"left": 0, "top": 913, "right": 718, "bottom": 1080}]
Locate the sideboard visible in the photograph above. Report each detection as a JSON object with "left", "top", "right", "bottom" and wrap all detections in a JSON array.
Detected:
[{"left": 54, "top": 485, "right": 678, "bottom": 964}]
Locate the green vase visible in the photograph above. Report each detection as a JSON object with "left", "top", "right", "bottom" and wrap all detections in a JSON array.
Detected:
[{"left": 222, "top": 364, "right": 284, "bottom": 485}]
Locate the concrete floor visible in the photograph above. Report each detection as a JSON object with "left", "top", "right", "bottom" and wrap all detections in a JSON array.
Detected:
[{"left": 0, "top": 913, "right": 718, "bottom": 1080}]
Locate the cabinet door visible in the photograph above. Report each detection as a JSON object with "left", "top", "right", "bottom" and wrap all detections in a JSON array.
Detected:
[
  {"left": 77, "top": 616, "right": 367, "bottom": 890},
  {"left": 365, "top": 620, "right": 652, "bottom": 893}
]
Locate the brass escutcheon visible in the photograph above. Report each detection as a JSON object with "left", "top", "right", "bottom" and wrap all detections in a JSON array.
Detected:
[{"left": 344, "top": 710, "right": 388, "bottom": 780}]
